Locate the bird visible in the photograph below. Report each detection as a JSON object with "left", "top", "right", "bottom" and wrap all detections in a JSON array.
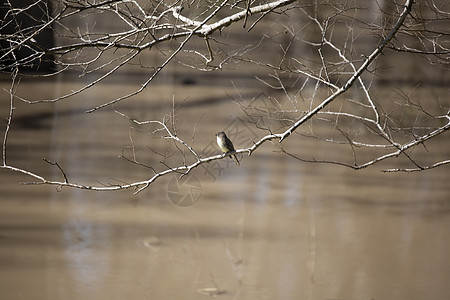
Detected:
[{"left": 216, "top": 131, "right": 240, "bottom": 166}]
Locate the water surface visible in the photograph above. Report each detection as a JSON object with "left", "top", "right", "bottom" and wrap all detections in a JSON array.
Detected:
[{"left": 0, "top": 72, "right": 449, "bottom": 300}]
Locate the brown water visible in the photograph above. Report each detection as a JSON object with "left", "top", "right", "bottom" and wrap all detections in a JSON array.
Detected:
[{"left": 0, "top": 72, "right": 449, "bottom": 300}]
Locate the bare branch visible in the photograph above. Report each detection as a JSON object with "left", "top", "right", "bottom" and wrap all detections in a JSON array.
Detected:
[{"left": 1, "top": 0, "right": 449, "bottom": 194}]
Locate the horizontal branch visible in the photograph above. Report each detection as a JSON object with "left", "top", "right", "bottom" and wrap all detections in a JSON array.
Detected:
[
  {"left": 382, "top": 159, "right": 450, "bottom": 173},
  {"left": 5, "top": 109, "right": 447, "bottom": 193},
  {"left": 281, "top": 116, "right": 450, "bottom": 171},
  {"left": 172, "top": 0, "right": 298, "bottom": 35}
]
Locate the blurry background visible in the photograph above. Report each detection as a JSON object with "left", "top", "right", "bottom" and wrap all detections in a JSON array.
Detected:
[{"left": 0, "top": 0, "right": 449, "bottom": 299}]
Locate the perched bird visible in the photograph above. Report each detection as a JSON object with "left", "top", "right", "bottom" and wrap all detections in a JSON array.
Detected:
[{"left": 216, "top": 131, "right": 240, "bottom": 166}]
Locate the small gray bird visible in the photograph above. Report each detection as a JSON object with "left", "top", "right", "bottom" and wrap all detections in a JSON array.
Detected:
[{"left": 216, "top": 131, "right": 240, "bottom": 166}]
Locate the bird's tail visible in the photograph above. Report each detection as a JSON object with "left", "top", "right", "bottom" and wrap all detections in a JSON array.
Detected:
[{"left": 233, "top": 154, "right": 240, "bottom": 167}]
